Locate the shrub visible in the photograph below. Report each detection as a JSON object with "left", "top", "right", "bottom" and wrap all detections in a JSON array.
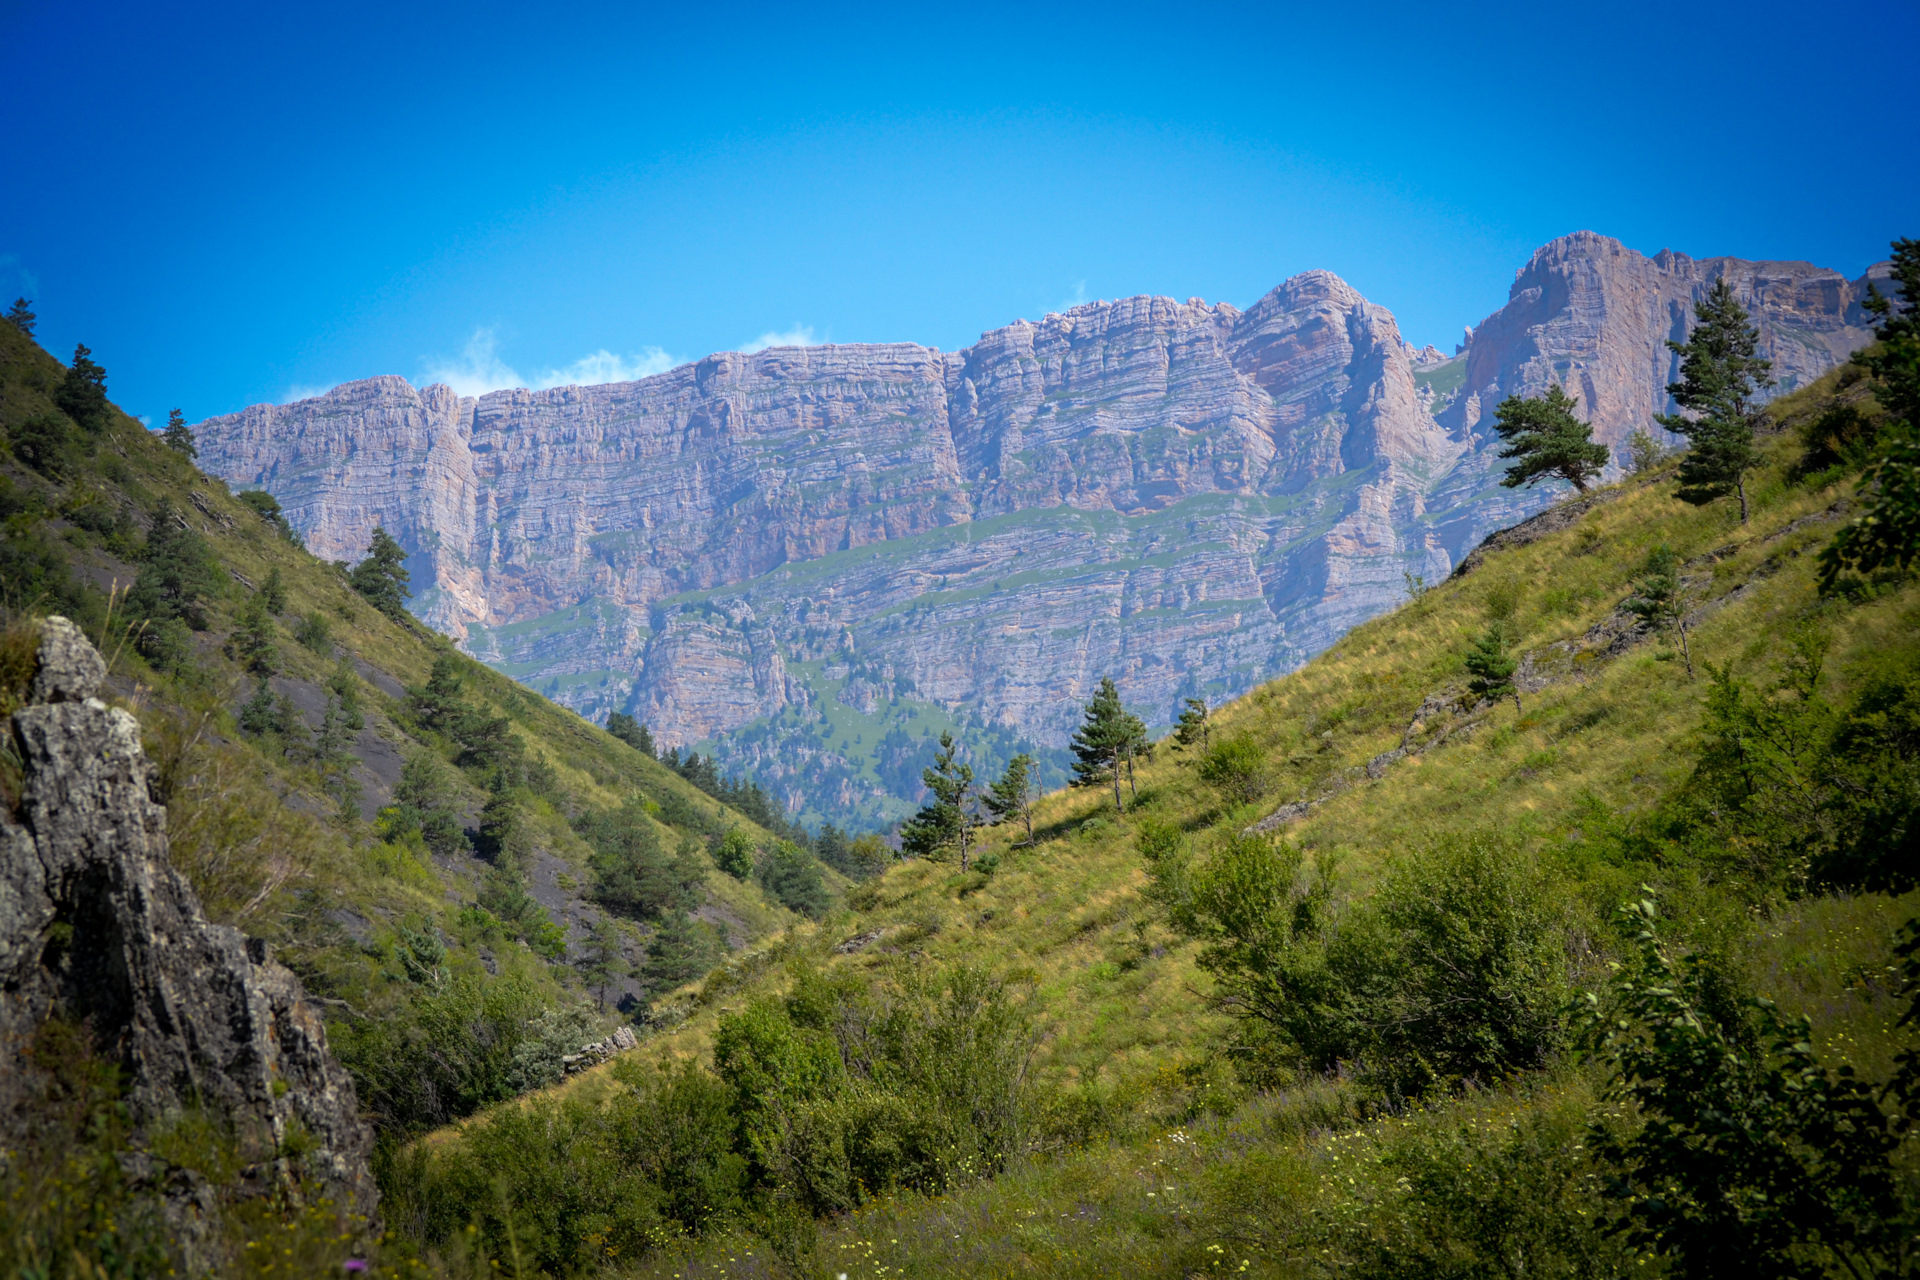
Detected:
[
  {"left": 714, "top": 827, "right": 754, "bottom": 879},
  {"left": 1196, "top": 734, "right": 1270, "bottom": 804},
  {"left": 1158, "top": 832, "right": 1568, "bottom": 1097},
  {"left": 12, "top": 413, "right": 72, "bottom": 477},
  {"left": 755, "top": 840, "right": 831, "bottom": 918},
  {"left": 1581, "top": 898, "right": 1904, "bottom": 1279},
  {"left": 330, "top": 966, "right": 550, "bottom": 1137}
]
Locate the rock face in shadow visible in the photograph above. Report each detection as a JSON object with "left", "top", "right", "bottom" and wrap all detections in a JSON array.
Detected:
[
  {"left": 189, "top": 233, "right": 1878, "bottom": 824},
  {"left": 0, "top": 618, "right": 377, "bottom": 1240}
]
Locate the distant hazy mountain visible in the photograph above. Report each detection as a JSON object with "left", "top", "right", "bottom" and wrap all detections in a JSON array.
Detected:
[{"left": 193, "top": 232, "right": 1883, "bottom": 828}]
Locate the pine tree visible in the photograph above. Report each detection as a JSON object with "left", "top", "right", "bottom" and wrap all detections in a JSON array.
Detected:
[
  {"left": 1174, "top": 696, "right": 1210, "bottom": 749},
  {"left": 261, "top": 565, "right": 287, "bottom": 614},
  {"left": 238, "top": 677, "right": 281, "bottom": 738},
  {"left": 1491, "top": 383, "right": 1609, "bottom": 492},
  {"left": 162, "top": 408, "right": 197, "bottom": 459},
  {"left": 642, "top": 910, "right": 719, "bottom": 994},
  {"left": 232, "top": 589, "right": 279, "bottom": 675},
  {"left": 1657, "top": 279, "right": 1773, "bottom": 523},
  {"left": 5, "top": 298, "right": 34, "bottom": 337},
  {"left": 899, "top": 730, "right": 981, "bottom": 868},
  {"left": 55, "top": 342, "right": 109, "bottom": 433},
  {"left": 477, "top": 787, "right": 533, "bottom": 873},
  {"left": 982, "top": 753, "right": 1038, "bottom": 845},
  {"left": 1625, "top": 544, "right": 1694, "bottom": 677},
  {"left": 130, "top": 499, "right": 220, "bottom": 632},
  {"left": 606, "top": 711, "right": 655, "bottom": 756},
  {"left": 1465, "top": 620, "right": 1521, "bottom": 712},
  {"left": 349, "top": 525, "right": 411, "bottom": 618},
  {"left": 1820, "top": 237, "right": 1920, "bottom": 591},
  {"left": 410, "top": 652, "right": 468, "bottom": 736},
  {"left": 577, "top": 915, "right": 627, "bottom": 1013},
  {"left": 1070, "top": 677, "right": 1133, "bottom": 813}
]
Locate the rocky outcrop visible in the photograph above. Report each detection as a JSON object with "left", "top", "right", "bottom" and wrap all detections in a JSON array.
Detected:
[
  {"left": 1, "top": 619, "right": 377, "bottom": 1241},
  {"left": 1441, "top": 230, "right": 1884, "bottom": 455},
  {"left": 191, "top": 233, "right": 1877, "bottom": 824}
]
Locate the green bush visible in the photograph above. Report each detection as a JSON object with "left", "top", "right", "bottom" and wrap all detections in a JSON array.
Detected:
[
  {"left": 754, "top": 839, "right": 831, "bottom": 918},
  {"left": 331, "top": 967, "right": 550, "bottom": 1138},
  {"left": 1195, "top": 734, "right": 1270, "bottom": 804},
  {"left": 1157, "top": 833, "right": 1568, "bottom": 1097},
  {"left": 714, "top": 827, "right": 754, "bottom": 879}
]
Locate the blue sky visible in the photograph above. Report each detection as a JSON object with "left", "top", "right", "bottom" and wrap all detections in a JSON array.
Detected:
[{"left": 2, "top": 1, "right": 1915, "bottom": 424}]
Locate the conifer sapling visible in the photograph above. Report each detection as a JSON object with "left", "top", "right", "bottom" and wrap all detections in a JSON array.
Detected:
[
  {"left": 1465, "top": 620, "right": 1521, "bottom": 712},
  {"left": 982, "top": 752, "right": 1038, "bottom": 845}
]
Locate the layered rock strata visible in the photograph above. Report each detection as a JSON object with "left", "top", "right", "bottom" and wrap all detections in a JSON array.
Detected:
[
  {"left": 192, "top": 233, "right": 1880, "bottom": 821},
  {"left": 0, "top": 618, "right": 378, "bottom": 1237}
]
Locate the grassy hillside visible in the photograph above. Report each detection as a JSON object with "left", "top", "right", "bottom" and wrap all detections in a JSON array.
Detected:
[
  {"left": 398, "top": 346, "right": 1920, "bottom": 1277},
  {"left": 0, "top": 318, "right": 852, "bottom": 1228}
]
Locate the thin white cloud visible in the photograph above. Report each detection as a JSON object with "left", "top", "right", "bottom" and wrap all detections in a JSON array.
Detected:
[
  {"left": 1058, "top": 280, "right": 1089, "bottom": 312},
  {"left": 283, "top": 383, "right": 333, "bottom": 404},
  {"left": 424, "top": 329, "right": 525, "bottom": 396},
  {"left": 740, "top": 324, "right": 818, "bottom": 354},
  {"left": 423, "top": 329, "right": 683, "bottom": 395},
  {"left": 533, "top": 347, "right": 677, "bottom": 389}
]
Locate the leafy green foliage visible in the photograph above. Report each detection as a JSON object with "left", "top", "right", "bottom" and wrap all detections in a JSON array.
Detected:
[
  {"left": 331, "top": 967, "right": 553, "bottom": 1138},
  {"left": 1581, "top": 898, "right": 1905, "bottom": 1279},
  {"left": 348, "top": 524, "right": 410, "bottom": 619},
  {"left": 1676, "top": 635, "right": 1920, "bottom": 895},
  {"left": 714, "top": 827, "right": 754, "bottom": 880},
  {"left": 1492, "top": 383, "right": 1609, "bottom": 492},
  {"left": 1627, "top": 426, "right": 1665, "bottom": 473},
  {"left": 11, "top": 412, "right": 70, "bottom": 477},
  {"left": 1155, "top": 834, "right": 1568, "bottom": 1098},
  {"left": 715, "top": 963, "right": 1038, "bottom": 1216},
  {"left": 1658, "top": 279, "right": 1772, "bottom": 522},
  {"left": 5, "top": 297, "right": 34, "bottom": 336},
  {"left": 1195, "top": 733, "right": 1269, "bottom": 804}
]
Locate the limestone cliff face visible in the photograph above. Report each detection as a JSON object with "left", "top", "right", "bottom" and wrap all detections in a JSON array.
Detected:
[
  {"left": 192, "top": 233, "right": 1874, "bottom": 824},
  {"left": 1441, "top": 230, "right": 1882, "bottom": 452},
  {"left": 1, "top": 619, "right": 378, "bottom": 1251}
]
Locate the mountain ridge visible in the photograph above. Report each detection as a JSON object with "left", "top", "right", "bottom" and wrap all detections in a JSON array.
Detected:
[{"left": 192, "top": 231, "right": 1885, "bottom": 828}]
